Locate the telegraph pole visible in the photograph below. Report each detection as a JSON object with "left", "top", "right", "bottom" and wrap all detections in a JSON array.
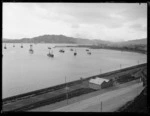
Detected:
[
  {"left": 100, "top": 101, "right": 102, "bottom": 112},
  {"left": 120, "top": 64, "right": 122, "bottom": 70},
  {"left": 79, "top": 77, "right": 83, "bottom": 103},
  {"left": 65, "top": 77, "right": 68, "bottom": 104},
  {"left": 80, "top": 77, "right": 83, "bottom": 87}
]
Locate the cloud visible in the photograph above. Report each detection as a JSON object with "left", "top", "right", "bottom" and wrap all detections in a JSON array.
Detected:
[
  {"left": 129, "top": 23, "right": 147, "bottom": 32},
  {"left": 118, "top": 3, "right": 147, "bottom": 21},
  {"left": 32, "top": 3, "right": 126, "bottom": 28},
  {"left": 71, "top": 24, "right": 80, "bottom": 29},
  {"left": 3, "top": 3, "right": 147, "bottom": 42}
]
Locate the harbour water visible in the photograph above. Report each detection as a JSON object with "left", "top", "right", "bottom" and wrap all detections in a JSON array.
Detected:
[{"left": 2, "top": 43, "right": 147, "bottom": 98}]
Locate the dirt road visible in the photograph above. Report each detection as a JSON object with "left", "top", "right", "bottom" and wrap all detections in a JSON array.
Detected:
[
  {"left": 53, "top": 82, "right": 143, "bottom": 112},
  {"left": 30, "top": 80, "right": 143, "bottom": 112}
]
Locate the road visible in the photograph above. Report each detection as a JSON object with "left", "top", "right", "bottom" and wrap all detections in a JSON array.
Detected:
[
  {"left": 30, "top": 80, "right": 143, "bottom": 112},
  {"left": 53, "top": 82, "right": 143, "bottom": 112},
  {"left": 3, "top": 63, "right": 146, "bottom": 112}
]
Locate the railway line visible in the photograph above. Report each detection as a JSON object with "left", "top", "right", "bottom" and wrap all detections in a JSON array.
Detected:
[{"left": 2, "top": 63, "right": 147, "bottom": 112}]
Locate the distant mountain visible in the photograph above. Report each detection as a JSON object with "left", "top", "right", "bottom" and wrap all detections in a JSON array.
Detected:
[
  {"left": 115, "top": 38, "right": 147, "bottom": 46},
  {"left": 2, "top": 34, "right": 111, "bottom": 46},
  {"left": 110, "top": 38, "right": 147, "bottom": 51},
  {"left": 2, "top": 35, "right": 147, "bottom": 47}
]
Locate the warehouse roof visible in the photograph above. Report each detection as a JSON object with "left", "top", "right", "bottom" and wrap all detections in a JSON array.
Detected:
[{"left": 89, "top": 77, "right": 109, "bottom": 85}]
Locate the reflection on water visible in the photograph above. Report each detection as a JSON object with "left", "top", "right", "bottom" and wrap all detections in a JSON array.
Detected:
[{"left": 2, "top": 43, "right": 147, "bottom": 98}]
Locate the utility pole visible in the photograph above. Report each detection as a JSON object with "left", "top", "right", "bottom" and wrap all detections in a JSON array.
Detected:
[
  {"left": 65, "top": 77, "right": 68, "bottom": 105},
  {"left": 100, "top": 101, "right": 102, "bottom": 112},
  {"left": 120, "top": 64, "right": 122, "bottom": 69},
  {"left": 79, "top": 77, "right": 83, "bottom": 103},
  {"left": 80, "top": 77, "right": 83, "bottom": 87}
]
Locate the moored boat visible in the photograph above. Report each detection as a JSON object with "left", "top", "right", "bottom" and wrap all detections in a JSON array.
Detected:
[{"left": 59, "top": 49, "right": 65, "bottom": 53}]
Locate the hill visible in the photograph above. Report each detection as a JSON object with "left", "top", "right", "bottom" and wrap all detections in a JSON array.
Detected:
[
  {"left": 112, "top": 38, "right": 147, "bottom": 46},
  {"left": 2, "top": 35, "right": 114, "bottom": 46},
  {"left": 3, "top": 35, "right": 147, "bottom": 48}
]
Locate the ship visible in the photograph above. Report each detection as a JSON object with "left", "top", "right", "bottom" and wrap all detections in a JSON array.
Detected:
[
  {"left": 4, "top": 44, "right": 7, "bottom": 49},
  {"left": 74, "top": 50, "right": 77, "bottom": 56},
  {"left": 29, "top": 44, "right": 34, "bottom": 54},
  {"left": 59, "top": 49, "right": 65, "bottom": 53},
  {"left": 47, "top": 48, "right": 54, "bottom": 58}
]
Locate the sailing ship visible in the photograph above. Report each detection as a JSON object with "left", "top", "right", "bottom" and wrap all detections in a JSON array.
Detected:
[
  {"left": 47, "top": 48, "right": 54, "bottom": 58},
  {"left": 29, "top": 44, "right": 34, "bottom": 54},
  {"left": 70, "top": 48, "right": 73, "bottom": 51},
  {"left": 59, "top": 49, "right": 65, "bottom": 53},
  {"left": 87, "top": 51, "right": 91, "bottom": 55},
  {"left": 13, "top": 43, "right": 15, "bottom": 47},
  {"left": 21, "top": 43, "right": 23, "bottom": 48},
  {"left": 74, "top": 50, "right": 77, "bottom": 56},
  {"left": 4, "top": 44, "right": 7, "bottom": 49}
]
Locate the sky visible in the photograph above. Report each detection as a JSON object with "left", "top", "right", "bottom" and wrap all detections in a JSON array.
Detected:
[{"left": 3, "top": 3, "right": 147, "bottom": 42}]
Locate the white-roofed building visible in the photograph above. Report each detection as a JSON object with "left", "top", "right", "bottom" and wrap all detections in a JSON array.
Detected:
[{"left": 89, "top": 77, "right": 110, "bottom": 90}]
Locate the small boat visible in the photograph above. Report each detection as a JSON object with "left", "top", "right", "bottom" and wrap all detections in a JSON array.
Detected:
[
  {"left": 47, "top": 53, "right": 54, "bottom": 57},
  {"left": 29, "top": 44, "right": 34, "bottom": 54},
  {"left": 86, "top": 49, "right": 89, "bottom": 51},
  {"left": 70, "top": 48, "right": 73, "bottom": 51},
  {"left": 74, "top": 50, "right": 77, "bottom": 56},
  {"left": 4, "top": 44, "right": 7, "bottom": 49},
  {"left": 59, "top": 49, "right": 65, "bottom": 53},
  {"left": 20, "top": 43, "right": 23, "bottom": 48},
  {"left": 13, "top": 44, "right": 15, "bottom": 47},
  {"left": 29, "top": 49, "right": 34, "bottom": 54},
  {"left": 74, "top": 52, "right": 77, "bottom": 56},
  {"left": 87, "top": 52, "right": 91, "bottom": 55},
  {"left": 47, "top": 49, "right": 54, "bottom": 58}
]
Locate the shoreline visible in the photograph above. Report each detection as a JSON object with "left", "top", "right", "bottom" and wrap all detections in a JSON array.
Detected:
[
  {"left": 54, "top": 45, "right": 147, "bottom": 55},
  {"left": 2, "top": 63, "right": 146, "bottom": 111},
  {"left": 3, "top": 43, "right": 147, "bottom": 55}
]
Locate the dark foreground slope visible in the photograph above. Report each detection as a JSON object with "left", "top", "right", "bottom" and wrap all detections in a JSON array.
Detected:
[
  {"left": 2, "top": 63, "right": 146, "bottom": 112},
  {"left": 116, "top": 66, "right": 148, "bottom": 113},
  {"left": 117, "top": 87, "right": 148, "bottom": 113}
]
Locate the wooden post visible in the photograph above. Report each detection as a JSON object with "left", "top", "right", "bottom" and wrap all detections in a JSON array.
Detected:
[
  {"left": 79, "top": 77, "right": 83, "bottom": 103},
  {"left": 65, "top": 77, "right": 68, "bottom": 104},
  {"left": 100, "top": 101, "right": 102, "bottom": 112},
  {"left": 67, "top": 91, "right": 68, "bottom": 104},
  {"left": 137, "top": 87, "right": 138, "bottom": 96}
]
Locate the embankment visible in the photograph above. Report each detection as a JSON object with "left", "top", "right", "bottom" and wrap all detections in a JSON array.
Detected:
[{"left": 3, "top": 63, "right": 146, "bottom": 105}]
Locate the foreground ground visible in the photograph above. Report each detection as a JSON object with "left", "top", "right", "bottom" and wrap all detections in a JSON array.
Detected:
[
  {"left": 30, "top": 80, "right": 143, "bottom": 112},
  {"left": 2, "top": 64, "right": 146, "bottom": 112},
  {"left": 117, "top": 87, "right": 148, "bottom": 112}
]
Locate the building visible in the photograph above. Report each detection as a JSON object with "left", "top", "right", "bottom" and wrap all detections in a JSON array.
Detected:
[{"left": 89, "top": 77, "right": 109, "bottom": 90}]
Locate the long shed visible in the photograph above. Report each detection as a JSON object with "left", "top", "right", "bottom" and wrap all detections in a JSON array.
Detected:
[{"left": 89, "top": 77, "right": 109, "bottom": 90}]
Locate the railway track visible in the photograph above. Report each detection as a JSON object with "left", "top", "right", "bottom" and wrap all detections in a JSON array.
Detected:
[{"left": 2, "top": 63, "right": 147, "bottom": 112}]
